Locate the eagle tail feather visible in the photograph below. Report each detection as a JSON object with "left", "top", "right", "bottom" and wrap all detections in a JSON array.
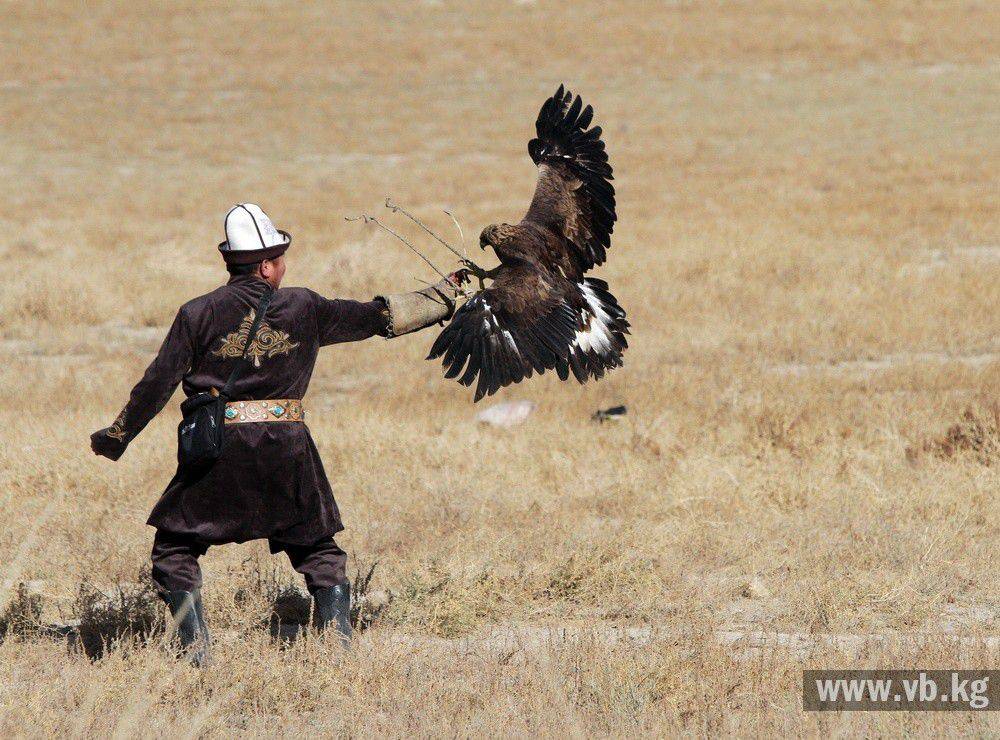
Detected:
[{"left": 567, "top": 278, "right": 629, "bottom": 384}]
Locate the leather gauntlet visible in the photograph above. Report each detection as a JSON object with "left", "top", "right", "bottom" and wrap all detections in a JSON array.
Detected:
[{"left": 378, "top": 277, "right": 463, "bottom": 338}]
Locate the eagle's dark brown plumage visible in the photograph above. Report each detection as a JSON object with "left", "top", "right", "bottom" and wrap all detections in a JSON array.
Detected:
[{"left": 428, "top": 85, "right": 629, "bottom": 401}]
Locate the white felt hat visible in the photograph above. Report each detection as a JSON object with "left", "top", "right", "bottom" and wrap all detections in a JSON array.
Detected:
[{"left": 218, "top": 203, "right": 292, "bottom": 264}]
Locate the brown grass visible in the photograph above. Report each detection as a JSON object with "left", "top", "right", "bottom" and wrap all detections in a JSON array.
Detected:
[
  {"left": 1, "top": 0, "right": 998, "bottom": 736},
  {"left": 912, "top": 401, "right": 1000, "bottom": 465}
]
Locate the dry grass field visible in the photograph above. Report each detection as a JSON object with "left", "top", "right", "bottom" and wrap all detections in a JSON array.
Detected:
[{"left": 1, "top": 0, "right": 998, "bottom": 736}]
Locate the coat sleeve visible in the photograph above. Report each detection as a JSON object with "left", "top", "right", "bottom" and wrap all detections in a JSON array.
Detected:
[
  {"left": 308, "top": 289, "right": 390, "bottom": 345},
  {"left": 90, "top": 309, "right": 194, "bottom": 460}
]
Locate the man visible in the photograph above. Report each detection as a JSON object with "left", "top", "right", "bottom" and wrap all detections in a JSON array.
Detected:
[{"left": 90, "top": 203, "right": 464, "bottom": 663}]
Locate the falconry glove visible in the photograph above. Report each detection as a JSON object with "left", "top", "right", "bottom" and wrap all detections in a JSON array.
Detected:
[{"left": 378, "top": 275, "right": 466, "bottom": 338}]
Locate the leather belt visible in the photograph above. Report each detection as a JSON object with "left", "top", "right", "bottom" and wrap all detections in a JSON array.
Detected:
[{"left": 223, "top": 399, "right": 304, "bottom": 424}]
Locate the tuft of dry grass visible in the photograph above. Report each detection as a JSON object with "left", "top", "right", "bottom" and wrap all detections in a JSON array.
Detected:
[
  {"left": 0, "top": 584, "right": 43, "bottom": 641},
  {"left": 912, "top": 402, "right": 1000, "bottom": 465},
  {"left": 72, "top": 577, "right": 163, "bottom": 659}
]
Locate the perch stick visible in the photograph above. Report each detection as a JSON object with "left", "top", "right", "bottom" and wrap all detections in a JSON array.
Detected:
[
  {"left": 444, "top": 209, "right": 468, "bottom": 258},
  {"left": 346, "top": 214, "right": 470, "bottom": 297},
  {"left": 384, "top": 198, "right": 467, "bottom": 261}
]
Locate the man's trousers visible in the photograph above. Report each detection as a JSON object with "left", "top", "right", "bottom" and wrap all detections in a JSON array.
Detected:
[{"left": 151, "top": 529, "right": 348, "bottom": 595}]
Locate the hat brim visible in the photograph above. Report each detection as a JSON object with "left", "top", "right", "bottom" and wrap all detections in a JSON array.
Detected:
[{"left": 219, "top": 230, "right": 292, "bottom": 265}]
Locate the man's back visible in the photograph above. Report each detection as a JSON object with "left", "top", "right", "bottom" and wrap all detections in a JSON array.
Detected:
[
  {"left": 178, "top": 274, "right": 387, "bottom": 403},
  {"left": 99, "top": 275, "right": 389, "bottom": 451},
  {"left": 88, "top": 273, "right": 391, "bottom": 547}
]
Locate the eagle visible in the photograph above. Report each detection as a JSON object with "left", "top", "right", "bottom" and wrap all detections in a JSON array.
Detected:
[{"left": 427, "top": 85, "right": 629, "bottom": 402}]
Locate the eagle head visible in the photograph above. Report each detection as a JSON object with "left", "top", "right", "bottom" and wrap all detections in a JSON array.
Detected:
[{"left": 479, "top": 223, "right": 516, "bottom": 250}]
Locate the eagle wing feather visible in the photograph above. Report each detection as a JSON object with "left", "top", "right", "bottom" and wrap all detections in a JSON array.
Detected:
[
  {"left": 427, "top": 266, "right": 577, "bottom": 401},
  {"left": 523, "top": 85, "right": 616, "bottom": 277},
  {"left": 427, "top": 265, "right": 628, "bottom": 402}
]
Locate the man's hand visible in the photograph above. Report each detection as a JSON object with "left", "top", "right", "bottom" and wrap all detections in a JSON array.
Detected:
[{"left": 90, "top": 429, "right": 125, "bottom": 461}]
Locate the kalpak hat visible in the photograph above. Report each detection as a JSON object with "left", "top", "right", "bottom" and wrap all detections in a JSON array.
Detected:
[{"left": 218, "top": 203, "right": 292, "bottom": 264}]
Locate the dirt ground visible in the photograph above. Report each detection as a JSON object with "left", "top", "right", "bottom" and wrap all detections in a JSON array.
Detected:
[{"left": 0, "top": 1, "right": 997, "bottom": 736}]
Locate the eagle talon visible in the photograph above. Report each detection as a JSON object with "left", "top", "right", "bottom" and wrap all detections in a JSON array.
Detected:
[
  {"left": 460, "top": 259, "right": 485, "bottom": 276},
  {"left": 460, "top": 259, "right": 492, "bottom": 290}
]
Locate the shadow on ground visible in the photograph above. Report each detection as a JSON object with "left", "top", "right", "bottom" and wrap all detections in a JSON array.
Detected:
[{"left": 0, "top": 560, "right": 388, "bottom": 656}]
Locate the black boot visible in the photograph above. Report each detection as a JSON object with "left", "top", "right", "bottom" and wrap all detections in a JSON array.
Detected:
[
  {"left": 164, "top": 589, "right": 210, "bottom": 667},
  {"left": 313, "top": 583, "right": 352, "bottom": 645}
]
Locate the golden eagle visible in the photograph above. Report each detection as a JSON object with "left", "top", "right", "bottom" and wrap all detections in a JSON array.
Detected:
[{"left": 428, "top": 85, "right": 629, "bottom": 401}]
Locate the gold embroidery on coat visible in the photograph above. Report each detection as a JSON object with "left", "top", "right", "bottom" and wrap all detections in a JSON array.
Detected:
[
  {"left": 106, "top": 408, "right": 127, "bottom": 441},
  {"left": 212, "top": 309, "right": 300, "bottom": 367}
]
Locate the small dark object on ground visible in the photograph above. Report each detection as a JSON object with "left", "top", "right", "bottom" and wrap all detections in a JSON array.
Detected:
[{"left": 592, "top": 405, "right": 627, "bottom": 423}]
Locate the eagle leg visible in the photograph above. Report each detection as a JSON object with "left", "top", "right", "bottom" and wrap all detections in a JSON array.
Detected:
[{"left": 460, "top": 259, "right": 500, "bottom": 291}]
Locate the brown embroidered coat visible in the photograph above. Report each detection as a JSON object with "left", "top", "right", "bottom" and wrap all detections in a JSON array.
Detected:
[{"left": 92, "top": 274, "right": 389, "bottom": 546}]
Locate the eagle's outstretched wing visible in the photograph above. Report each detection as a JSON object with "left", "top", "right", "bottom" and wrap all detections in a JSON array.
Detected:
[
  {"left": 427, "top": 265, "right": 629, "bottom": 402},
  {"left": 428, "top": 86, "right": 627, "bottom": 402},
  {"left": 523, "top": 85, "right": 616, "bottom": 278}
]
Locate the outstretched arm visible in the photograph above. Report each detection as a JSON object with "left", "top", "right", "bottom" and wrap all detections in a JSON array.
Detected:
[
  {"left": 310, "top": 291, "right": 393, "bottom": 345},
  {"left": 90, "top": 309, "right": 194, "bottom": 460},
  {"left": 312, "top": 272, "right": 467, "bottom": 345}
]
